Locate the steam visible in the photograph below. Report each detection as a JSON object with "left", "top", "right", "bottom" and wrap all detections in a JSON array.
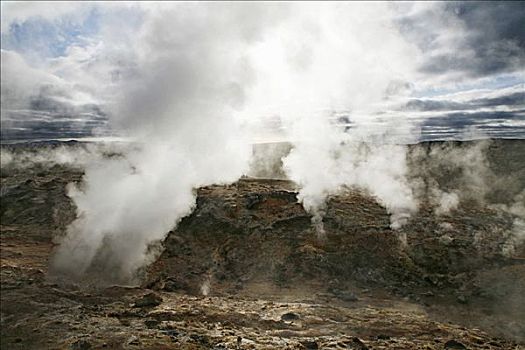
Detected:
[
  {"left": 409, "top": 138, "right": 494, "bottom": 215},
  {"left": 200, "top": 274, "right": 212, "bottom": 297},
  {"left": 0, "top": 143, "right": 121, "bottom": 170},
  {"left": 282, "top": 122, "right": 419, "bottom": 234},
  {"left": 407, "top": 137, "right": 525, "bottom": 257},
  {"left": 493, "top": 190, "right": 525, "bottom": 257},
  {"left": 34, "top": 2, "right": 522, "bottom": 284},
  {"left": 248, "top": 142, "right": 290, "bottom": 180},
  {"left": 239, "top": 3, "right": 422, "bottom": 234},
  {"left": 433, "top": 190, "right": 460, "bottom": 216},
  {"left": 44, "top": 2, "right": 428, "bottom": 284},
  {"left": 50, "top": 3, "right": 279, "bottom": 284}
]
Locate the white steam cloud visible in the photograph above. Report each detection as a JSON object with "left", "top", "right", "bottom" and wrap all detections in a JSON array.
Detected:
[
  {"left": 238, "top": 3, "right": 422, "bottom": 233},
  {"left": 18, "top": 2, "right": 517, "bottom": 284},
  {"left": 0, "top": 143, "right": 123, "bottom": 170},
  {"left": 49, "top": 2, "right": 425, "bottom": 283},
  {"left": 50, "top": 3, "right": 280, "bottom": 284}
]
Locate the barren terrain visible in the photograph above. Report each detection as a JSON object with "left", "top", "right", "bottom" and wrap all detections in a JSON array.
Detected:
[{"left": 1, "top": 140, "right": 524, "bottom": 349}]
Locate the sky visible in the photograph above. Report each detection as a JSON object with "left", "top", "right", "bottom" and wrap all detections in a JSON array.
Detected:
[{"left": 1, "top": 1, "right": 524, "bottom": 141}]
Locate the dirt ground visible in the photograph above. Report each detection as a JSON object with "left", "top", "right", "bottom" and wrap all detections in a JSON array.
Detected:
[{"left": 1, "top": 141, "right": 524, "bottom": 349}]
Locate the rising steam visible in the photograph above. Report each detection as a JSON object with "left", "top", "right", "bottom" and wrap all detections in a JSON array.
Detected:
[
  {"left": 42, "top": 2, "right": 523, "bottom": 285},
  {"left": 50, "top": 3, "right": 272, "bottom": 284}
]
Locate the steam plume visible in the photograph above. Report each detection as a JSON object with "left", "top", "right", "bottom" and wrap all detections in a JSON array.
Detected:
[
  {"left": 43, "top": 3, "right": 523, "bottom": 284},
  {"left": 50, "top": 3, "right": 282, "bottom": 284},
  {"left": 51, "top": 3, "right": 424, "bottom": 282}
]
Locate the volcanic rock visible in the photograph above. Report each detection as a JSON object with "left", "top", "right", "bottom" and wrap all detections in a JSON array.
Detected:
[{"left": 133, "top": 292, "right": 163, "bottom": 308}]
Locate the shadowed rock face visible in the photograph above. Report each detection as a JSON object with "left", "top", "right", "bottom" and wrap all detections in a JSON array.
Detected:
[
  {"left": 144, "top": 177, "right": 524, "bottom": 338},
  {"left": 147, "top": 139, "right": 525, "bottom": 292},
  {"left": 0, "top": 139, "right": 524, "bottom": 348},
  {"left": 147, "top": 179, "right": 398, "bottom": 292}
]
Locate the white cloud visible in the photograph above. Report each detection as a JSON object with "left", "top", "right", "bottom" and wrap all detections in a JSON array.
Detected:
[{"left": 1, "top": 49, "right": 64, "bottom": 108}]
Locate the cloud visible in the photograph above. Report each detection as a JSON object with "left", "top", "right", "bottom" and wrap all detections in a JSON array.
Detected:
[
  {"left": 50, "top": 3, "right": 289, "bottom": 284},
  {"left": 405, "top": 92, "right": 525, "bottom": 112},
  {"left": 396, "top": 2, "right": 525, "bottom": 79},
  {"left": 1, "top": 49, "right": 62, "bottom": 107},
  {"left": 1, "top": 3, "right": 144, "bottom": 141},
  {"left": 1, "top": 49, "right": 109, "bottom": 140},
  {"left": 394, "top": 83, "right": 525, "bottom": 141},
  {"left": 2, "top": 2, "right": 524, "bottom": 142}
]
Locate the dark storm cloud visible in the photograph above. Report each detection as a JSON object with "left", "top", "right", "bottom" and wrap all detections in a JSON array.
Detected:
[
  {"left": 405, "top": 91, "right": 525, "bottom": 112},
  {"left": 0, "top": 113, "right": 108, "bottom": 140},
  {"left": 0, "top": 118, "right": 106, "bottom": 140},
  {"left": 28, "top": 92, "right": 106, "bottom": 117},
  {"left": 398, "top": 1, "right": 525, "bottom": 78},
  {"left": 0, "top": 49, "right": 109, "bottom": 140},
  {"left": 416, "top": 110, "right": 525, "bottom": 141},
  {"left": 405, "top": 99, "right": 467, "bottom": 112},
  {"left": 423, "top": 110, "right": 525, "bottom": 128},
  {"left": 1, "top": 95, "right": 108, "bottom": 140}
]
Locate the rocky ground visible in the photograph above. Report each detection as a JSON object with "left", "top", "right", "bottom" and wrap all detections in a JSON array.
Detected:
[{"left": 1, "top": 140, "right": 524, "bottom": 349}]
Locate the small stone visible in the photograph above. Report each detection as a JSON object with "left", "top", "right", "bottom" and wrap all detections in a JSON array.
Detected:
[
  {"left": 162, "top": 329, "right": 182, "bottom": 339},
  {"left": 127, "top": 336, "right": 140, "bottom": 345},
  {"left": 330, "top": 288, "right": 359, "bottom": 302},
  {"left": 300, "top": 340, "right": 319, "bottom": 349},
  {"left": 189, "top": 334, "right": 210, "bottom": 345},
  {"left": 133, "top": 292, "right": 163, "bottom": 308},
  {"left": 456, "top": 295, "right": 468, "bottom": 304},
  {"left": 339, "top": 291, "right": 359, "bottom": 302},
  {"left": 444, "top": 339, "right": 467, "bottom": 349},
  {"left": 71, "top": 339, "right": 92, "bottom": 350},
  {"left": 163, "top": 278, "right": 188, "bottom": 292},
  {"left": 144, "top": 319, "right": 160, "bottom": 329},
  {"left": 281, "top": 312, "right": 300, "bottom": 321},
  {"left": 351, "top": 337, "right": 369, "bottom": 350},
  {"left": 439, "top": 235, "right": 454, "bottom": 245}
]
